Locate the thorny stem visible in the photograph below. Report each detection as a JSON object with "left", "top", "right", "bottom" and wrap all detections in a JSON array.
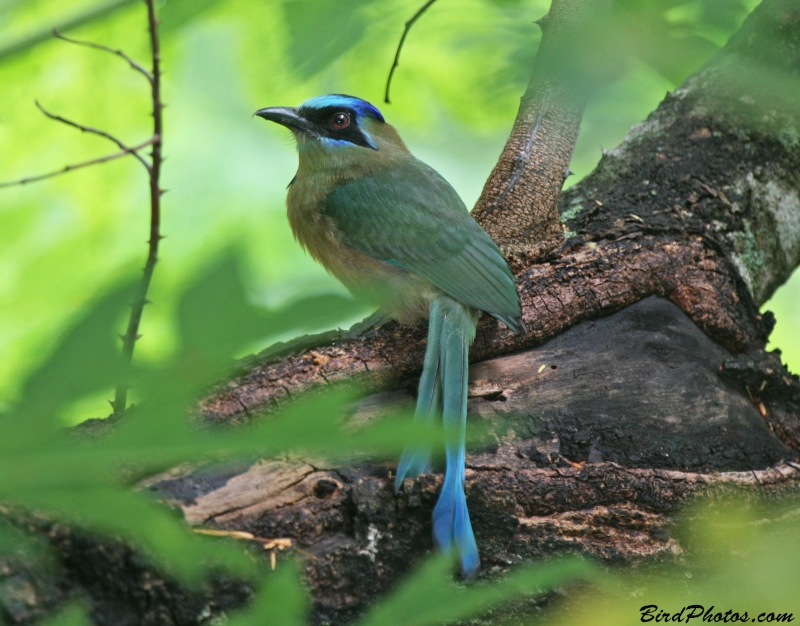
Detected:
[
  {"left": 35, "top": 100, "right": 152, "bottom": 172},
  {"left": 384, "top": 0, "right": 438, "bottom": 104},
  {"left": 0, "top": 136, "right": 157, "bottom": 188},
  {"left": 0, "top": 0, "right": 163, "bottom": 412},
  {"left": 53, "top": 29, "right": 154, "bottom": 84},
  {"left": 0, "top": 27, "right": 155, "bottom": 189},
  {"left": 111, "top": 0, "right": 163, "bottom": 414}
]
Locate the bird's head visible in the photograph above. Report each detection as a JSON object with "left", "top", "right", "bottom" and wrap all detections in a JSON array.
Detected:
[{"left": 255, "top": 94, "right": 406, "bottom": 168}]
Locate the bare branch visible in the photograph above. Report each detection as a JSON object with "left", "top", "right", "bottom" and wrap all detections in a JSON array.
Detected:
[
  {"left": 383, "top": 0, "right": 438, "bottom": 104},
  {"left": 0, "top": 136, "right": 158, "bottom": 189},
  {"left": 36, "top": 100, "right": 151, "bottom": 172},
  {"left": 53, "top": 29, "right": 153, "bottom": 84},
  {"left": 112, "top": 0, "right": 165, "bottom": 414}
]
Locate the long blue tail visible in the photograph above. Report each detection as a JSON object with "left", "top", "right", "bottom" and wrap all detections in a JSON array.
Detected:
[
  {"left": 396, "top": 297, "right": 479, "bottom": 578},
  {"left": 394, "top": 300, "right": 444, "bottom": 487}
]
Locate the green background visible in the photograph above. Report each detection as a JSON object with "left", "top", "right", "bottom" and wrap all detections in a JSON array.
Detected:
[
  {"left": 1, "top": 3, "right": 799, "bottom": 625},
  {"left": 0, "top": 0, "right": 794, "bottom": 423}
]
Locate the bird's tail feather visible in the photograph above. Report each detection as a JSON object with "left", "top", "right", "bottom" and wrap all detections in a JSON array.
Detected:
[
  {"left": 394, "top": 300, "right": 445, "bottom": 491},
  {"left": 431, "top": 299, "right": 479, "bottom": 578}
]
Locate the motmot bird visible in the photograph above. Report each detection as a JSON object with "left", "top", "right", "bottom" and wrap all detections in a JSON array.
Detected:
[{"left": 255, "top": 94, "right": 523, "bottom": 577}]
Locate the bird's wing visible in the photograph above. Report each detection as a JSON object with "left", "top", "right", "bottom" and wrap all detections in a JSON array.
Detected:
[{"left": 324, "top": 159, "right": 521, "bottom": 326}]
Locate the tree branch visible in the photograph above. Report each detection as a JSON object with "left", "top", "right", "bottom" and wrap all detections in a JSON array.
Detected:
[
  {"left": 36, "top": 100, "right": 151, "bottom": 172},
  {"left": 0, "top": 136, "right": 157, "bottom": 188},
  {"left": 111, "top": 0, "right": 164, "bottom": 414},
  {"left": 471, "top": 0, "right": 612, "bottom": 256},
  {"left": 202, "top": 237, "right": 768, "bottom": 422},
  {"left": 560, "top": 0, "right": 800, "bottom": 306},
  {"left": 53, "top": 29, "right": 154, "bottom": 84},
  {"left": 383, "top": 0, "right": 439, "bottom": 104}
]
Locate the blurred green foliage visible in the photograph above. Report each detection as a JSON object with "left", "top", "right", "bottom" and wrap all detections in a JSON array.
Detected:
[
  {"left": 765, "top": 267, "right": 800, "bottom": 374},
  {"left": 0, "top": 252, "right": 593, "bottom": 623},
  {"left": 39, "top": 605, "right": 90, "bottom": 626},
  {"left": 540, "top": 497, "right": 800, "bottom": 626},
  {"left": 1, "top": 0, "right": 800, "bottom": 624},
  {"left": 0, "top": 0, "right": 792, "bottom": 418}
]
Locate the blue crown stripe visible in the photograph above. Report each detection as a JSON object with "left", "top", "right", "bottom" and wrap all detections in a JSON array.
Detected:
[{"left": 300, "top": 94, "right": 385, "bottom": 123}]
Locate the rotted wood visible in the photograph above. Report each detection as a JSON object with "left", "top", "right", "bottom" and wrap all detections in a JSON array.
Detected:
[
  {"left": 149, "top": 461, "right": 800, "bottom": 625},
  {"left": 156, "top": 298, "right": 800, "bottom": 625}
]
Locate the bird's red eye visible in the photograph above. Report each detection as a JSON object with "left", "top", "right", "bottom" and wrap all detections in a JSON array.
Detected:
[{"left": 331, "top": 112, "right": 350, "bottom": 129}]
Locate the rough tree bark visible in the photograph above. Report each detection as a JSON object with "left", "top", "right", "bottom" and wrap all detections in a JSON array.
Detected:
[
  {"left": 3, "top": 1, "right": 800, "bottom": 625},
  {"left": 471, "top": 0, "right": 611, "bottom": 255}
]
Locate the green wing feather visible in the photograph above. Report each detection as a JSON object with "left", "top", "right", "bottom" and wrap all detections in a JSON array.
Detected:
[{"left": 324, "top": 159, "right": 521, "bottom": 328}]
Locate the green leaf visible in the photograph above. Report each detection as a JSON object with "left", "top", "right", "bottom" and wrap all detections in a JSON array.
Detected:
[
  {"left": 227, "top": 563, "right": 308, "bottom": 626},
  {"left": 177, "top": 253, "right": 361, "bottom": 360},
  {"left": 358, "top": 554, "right": 596, "bottom": 626},
  {"left": 0, "top": 517, "right": 46, "bottom": 559},
  {"left": 38, "top": 603, "right": 91, "bottom": 626},
  {"left": 282, "top": 0, "right": 377, "bottom": 78},
  {"left": 7, "top": 281, "right": 131, "bottom": 430},
  {"left": 135, "top": 253, "right": 363, "bottom": 421},
  {"left": 0, "top": 0, "right": 138, "bottom": 63},
  {"left": 159, "top": 0, "right": 228, "bottom": 33},
  {"left": 17, "top": 488, "right": 258, "bottom": 582},
  {"left": 177, "top": 254, "right": 272, "bottom": 359}
]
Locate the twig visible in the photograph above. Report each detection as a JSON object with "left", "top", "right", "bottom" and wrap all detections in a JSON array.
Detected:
[
  {"left": 384, "top": 0, "right": 439, "bottom": 104},
  {"left": 53, "top": 29, "right": 153, "bottom": 84},
  {"left": 193, "top": 529, "right": 258, "bottom": 541},
  {"left": 35, "top": 100, "right": 151, "bottom": 172},
  {"left": 0, "top": 0, "right": 138, "bottom": 62},
  {"left": 0, "top": 137, "right": 157, "bottom": 188},
  {"left": 111, "top": 0, "right": 164, "bottom": 414}
]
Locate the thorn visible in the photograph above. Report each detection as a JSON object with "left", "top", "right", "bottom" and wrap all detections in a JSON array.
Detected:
[
  {"left": 601, "top": 147, "right": 610, "bottom": 157},
  {"left": 143, "top": 299, "right": 152, "bottom": 305},
  {"left": 159, "top": 188, "right": 168, "bottom": 195},
  {"left": 158, "top": 234, "right": 166, "bottom": 240},
  {"left": 534, "top": 15, "right": 549, "bottom": 28},
  {"left": 135, "top": 334, "right": 142, "bottom": 340},
  {"left": 564, "top": 168, "right": 574, "bottom": 178},
  {"left": 118, "top": 333, "right": 126, "bottom": 341}
]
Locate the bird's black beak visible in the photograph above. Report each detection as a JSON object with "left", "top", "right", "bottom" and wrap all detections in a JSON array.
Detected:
[{"left": 254, "top": 106, "right": 314, "bottom": 134}]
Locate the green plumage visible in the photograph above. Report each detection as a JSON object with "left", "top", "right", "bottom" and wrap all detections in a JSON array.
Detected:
[{"left": 325, "top": 159, "right": 522, "bottom": 331}]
